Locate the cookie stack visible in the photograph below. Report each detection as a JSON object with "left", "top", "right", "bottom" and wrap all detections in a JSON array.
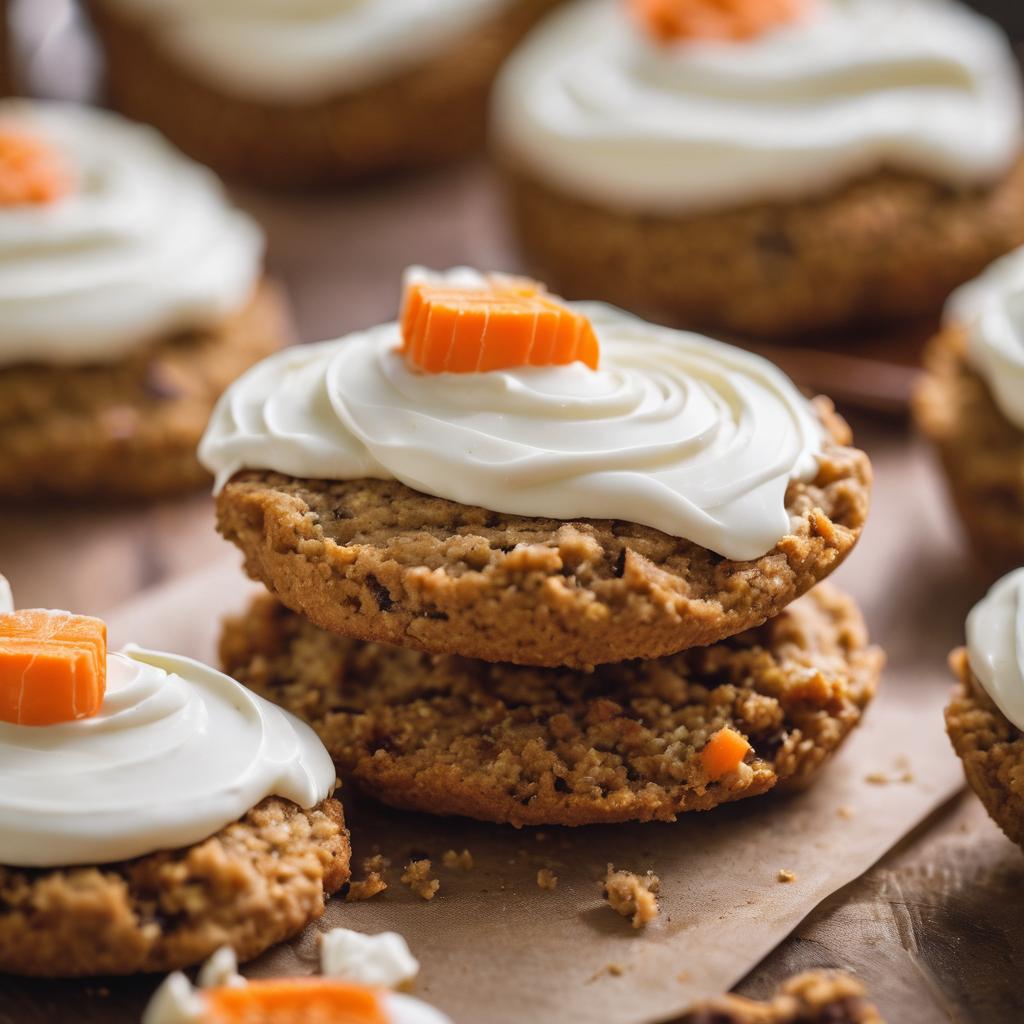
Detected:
[{"left": 203, "top": 267, "right": 882, "bottom": 829}]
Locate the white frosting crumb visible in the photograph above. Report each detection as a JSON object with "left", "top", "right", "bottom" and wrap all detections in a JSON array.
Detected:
[
  {"left": 196, "top": 946, "right": 246, "bottom": 990},
  {"left": 141, "top": 972, "right": 205, "bottom": 1024},
  {"left": 0, "top": 575, "right": 12, "bottom": 615},
  {"left": 320, "top": 928, "right": 420, "bottom": 989}
]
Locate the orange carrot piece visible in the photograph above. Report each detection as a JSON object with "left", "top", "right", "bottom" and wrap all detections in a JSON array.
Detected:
[
  {"left": 399, "top": 277, "right": 600, "bottom": 374},
  {"left": 0, "top": 126, "right": 75, "bottom": 206},
  {"left": 205, "top": 978, "right": 388, "bottom": 1024},
  {"left": 629, "top": 0, "right": 808, "bottom": 43},
  {"left": 0, "top": 610, "right": 107, "bottom": 726},
  {"left": 701, "top": 726, "right": 752, "bottom": 780}
]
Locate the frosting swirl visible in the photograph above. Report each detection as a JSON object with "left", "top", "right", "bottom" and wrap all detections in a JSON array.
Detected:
[
  {"left": 199, "top": 269, "right": 824, "bottom": 561},
  {"left": 946, "top": 245, "right": 1024, "bottom": 431},
  {"left": 0, "top": 100, "right": 263, "bottom": 368},
  {"left": 966, "top": 569, "right": 1024, "bottom": 732},
  {"left": 0, "top": 645, "right": 335, "bottom": 867},
  {"left": 98, "top": 0, "right": 512, "bottom": 102},
  {"left": 491, "top": 0, "right": 1023, "bottom": 213}
]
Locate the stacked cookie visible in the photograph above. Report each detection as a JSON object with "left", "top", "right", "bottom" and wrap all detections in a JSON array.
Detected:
[{"left": 203, "top": 267, "right": 882, "bottom": 829}]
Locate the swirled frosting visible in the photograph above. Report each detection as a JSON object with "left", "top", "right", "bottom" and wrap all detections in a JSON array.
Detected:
[
  {"left": 491, "top": 0, "right": 1023, "bottom": 213},
  {"left": 98, "top": 0, "right": 512, "bottom": 102},
  {"left": 0, "top": 644, "right": 335, "bottom": 867},
  {"left": 199, "top": 268, "right": 824, "bottom": 561},
  {"left": 946, "top": 245, "right": 1024, "bottom": 430},
  {"left": 966, "top": 569, "right": 1024, "bottom": 732},
  {"left": 0, "top": 100, "right": 263, "bottom": 368}
]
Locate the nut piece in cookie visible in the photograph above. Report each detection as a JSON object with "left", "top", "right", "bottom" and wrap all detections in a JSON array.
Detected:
[
  {"left": 0, "top": 590, "right": 348, "bottom": 977},
  {"left": 204, "top": 267, "right": 871, "bottom": 668},
  {"left": 679, "top": 970, "right": 884, "bottom": 1024},
  {"left": 220, "top": 583, "right": 882, "bottom": 828}
]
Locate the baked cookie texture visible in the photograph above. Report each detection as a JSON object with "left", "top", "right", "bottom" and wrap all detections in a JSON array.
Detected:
[
  {"left": 945, "top": 648, "right": 1024, "bottom": 849},
  {"left": 679, "top": 971, "right": 884, "bottom": 1024},
  {"left": 914, "top": 324, "right": 1024, "bottom": 575},
  {"left": 214, "top": 399, "right": 870, "bottom": 668},
  {"left": 0, "top": 282, "right": 290, "bottom": 502},
  {"left": 220, "top": 584, "right": 881, "bottom": 828},
  {"left": 503, "top": 160, "right": 1024, "bottom": 341},
  {"left": 0, "top": 797, "right": 350, "bottom": 977},
  {"left": 83, "top": 0, "right": 563, "bottom": 188}
]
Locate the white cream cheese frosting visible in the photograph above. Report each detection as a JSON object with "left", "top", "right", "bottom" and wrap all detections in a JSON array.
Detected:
[
  {"left": 946, "top": 245, "right": 1024, "bottom": 431},
  {"left": 966, "top": 569, "right": 1024, "bottom": 732},
  {"left": 0, "top": 100, "right": 263, "bottom": 368},
  {"left": 98, "top": 0, "right": 512, "bottom": 103},
  {"left": 0, "top": 644, "right": 335, "bottom": 868},
  {"left": 199, "top": 268, "right": 825, "bottom": 562},
  {"left": 492, "top": 0, "right": 1024, "bottom": 214}
]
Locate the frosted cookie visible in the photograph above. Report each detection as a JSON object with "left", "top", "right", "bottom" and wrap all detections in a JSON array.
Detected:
[
  {"left": 680, "top": 971, "right": 883, "bottom": 1024},
  {"left": 492, "top": 0, "right": 1024, "bottom": 340},
  {"left": 83, "top": 0, "right": 563, "bottom": 188},
  {"left": 220, "top": 584, "right": 882, "bottom": 827},
  {"left": 0, "top": 593, "right": 348, "bottom": 977},
  {"left": 202, "top": 267, "right": 871, "bottom": 669},
  {"left": 0, "top": 100, "right": 289, "bottom": 501},
  {"left": 915, "top": 245, "right": 1024, "bottom": 574},
  {"left": 945, "top": 570, "right": 1024, "bottom": 848}
]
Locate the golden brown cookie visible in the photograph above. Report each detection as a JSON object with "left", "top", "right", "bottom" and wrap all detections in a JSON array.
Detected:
[
  {"left": 215, "top": 399, "right": 870, "bottom": 668},
  {"left": 945, "top": 648, "right": 1024, "bottom": 849},
  {"left": 503, "top": 160, "right": 1024, "bottom": 341},
  {"left": 220, "top": 584, "right": 882, "bottom": 828},
  {"left": 0, "top": 797, "right": 350, "bottom": 978},
  {"left": 84, "top": 0, "right": 563, "bottom": 188},
  {"left": 679, "top": 971, "right": 884, "bottom": 1024},
  {"left": 914, "top": 324, "right": 1024, "bottom": 575},
  {"left": 0, "top": 281, "right": 290, "bottom": 502}
]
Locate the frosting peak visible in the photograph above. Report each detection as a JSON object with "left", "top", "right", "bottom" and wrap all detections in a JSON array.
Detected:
[
  {"left": 0, "top": 100, "right": 263, "bottom": 368},
  {"left": 0, "top": 645, "right": 335, "bottom": 867},
  {"left": 966, "top": 569, "right": 1024, "bottom": 732},
  {"left": 199, "top": 268, "right": 824, "bottom": 561},
  {"left": 491, "top": 0, "right": 1023, "bottom": 214}
]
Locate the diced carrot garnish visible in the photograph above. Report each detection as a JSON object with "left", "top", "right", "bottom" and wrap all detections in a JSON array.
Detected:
[
  {"left": 629, "top": 0, "right": 808, "bottom": 42},
  {"left": 701, "top": 726, "right": 752, "bottom": 780},
  {"left": 0, "top": 610, "right": 107, "bottom": 726},
  {"left": 204, "top": 978, "right": 388, "bottom": 1024},
  {"left": 0, "top": 125, "right": 75, "bottom": 206},
  {"left": 399, "top": 276, "right": 599, "bottom": 374}
]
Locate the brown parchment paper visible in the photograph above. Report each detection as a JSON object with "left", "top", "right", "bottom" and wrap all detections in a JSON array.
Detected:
[{"left": 80, "top": 425, "right": 967, "bottom": 1024}]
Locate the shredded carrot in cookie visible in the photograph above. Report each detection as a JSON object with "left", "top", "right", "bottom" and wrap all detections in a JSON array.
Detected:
[
  {"left": 205, "top": 978, "right": 388, "bottom": 1024},
  {"left": 400, "top": 276, "right": 599, "bottom": 374},
  {"left": 0, "top": 610, "right": 107, "bottom": 726},
  {"left": 0, "top": 126, "right": 74, "bottom": 206},
  {"left": 629, "top": 0, "right": 808, "bottom": 42},
  {"left": 701, "top": 726, "right": 751, "bottom": 780}
]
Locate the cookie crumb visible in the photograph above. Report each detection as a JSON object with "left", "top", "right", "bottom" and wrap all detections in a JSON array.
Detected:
[
  {"left": 364, "top": 854, "right": 390, "bottom": 874},
  {"left": 589, "top": 962, "right": 625, "bottom": 982},
  {"left": 900, "top": 771, "right": 915, "bottom": 783},
  {"left": 401, "top": 859, "right": 440, "bottom": 901},
  {"left": 865, "top": 771, "right": 889, "bottom": 785},
  {"left": 441, "top": 848, "right": 475, "bottom": 871},
  {"left": 346, "top": 873, "right": 388, "bottom": 902},
  {"left": 603, "top": 865, "right": 659, "bottom": 929},
  {"left": 838, "top": 805, "right": 854, "bottom": 820},
  {"left": 777, "top": 869, "right": 797, "bottom": 884},
  {"left": 537, "top": 868, "right": 558, "bottom": 890}
]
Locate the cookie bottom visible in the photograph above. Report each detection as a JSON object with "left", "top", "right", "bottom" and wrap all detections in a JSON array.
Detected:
[
  {"left": 221, "top": 585, "right": 881, "bottom": 828},
  {"left": 945, "top": 649, "right": 1024, "bottom": 849},
  {"left": 84, "top": 0, "right": 562, "bottom": 188},
  {"left": 0, "top": 281, "right": 289, "bottom": 502},
  {"left": 502, "top": 160, "right": 1024, "bottom": 341},
  {"left": 0, "top": 797, "right": 350, "bottom": 978},
  {"left": 914, "top": 325, "right": 1024, "bottom": 576},
  {"left": 681, "top": 971, "right": 883, "bottom": 1024}
]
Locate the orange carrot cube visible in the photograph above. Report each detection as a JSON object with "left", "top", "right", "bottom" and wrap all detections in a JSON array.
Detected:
[
  {"left": 0, "top": 610, "right": 107, "bottom": 726},
  {"left": 399, "top": 276, "right": 599, "bottom": 375},
  {"left": 629, "top": 0, "right": 807, "bottom": 43},
  {"left": 0, "top": 126, "right": 75, "bottom": 206},
  {"left": 701, "top": 726, "right": 752, "bottom": 780},
  {"left": 205, "top": 978, "right": 387, "bottom": 1024}
]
